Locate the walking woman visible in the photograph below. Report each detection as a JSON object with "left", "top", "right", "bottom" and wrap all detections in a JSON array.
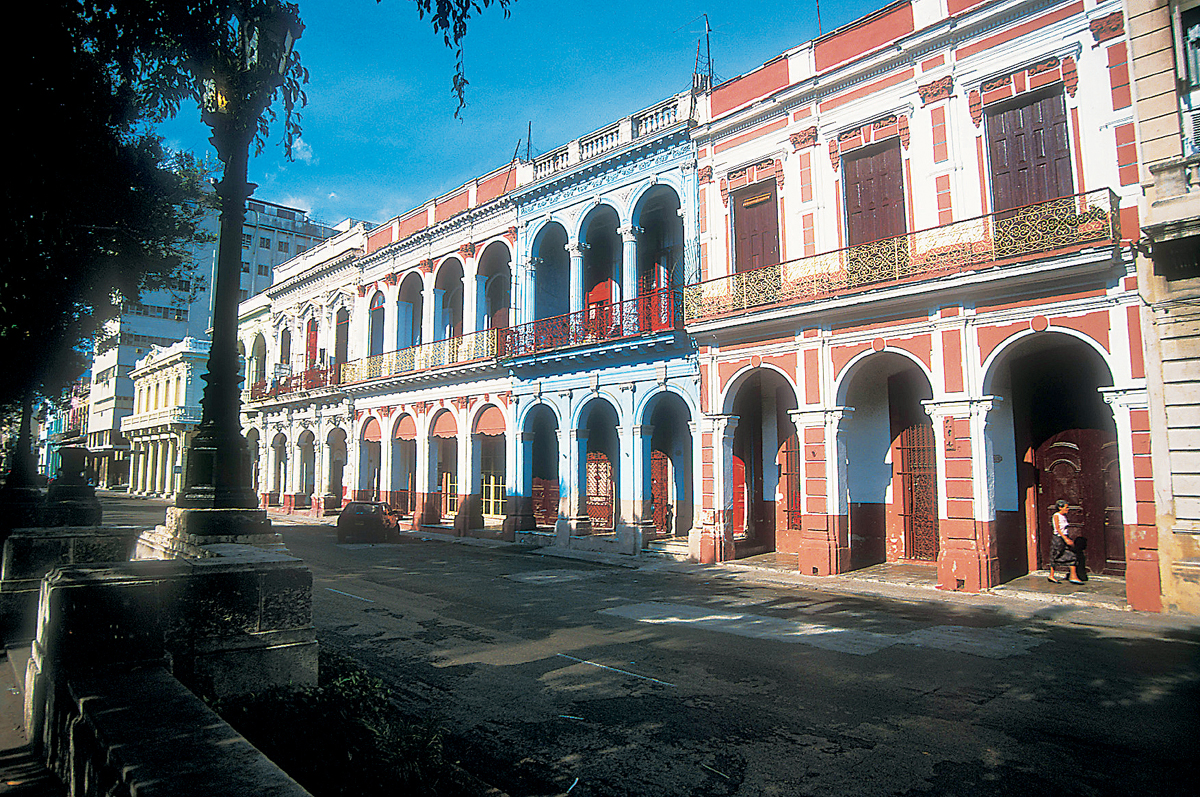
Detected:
[{"left": 1048, "top": 499, "right": 1084, "bottom": 584}]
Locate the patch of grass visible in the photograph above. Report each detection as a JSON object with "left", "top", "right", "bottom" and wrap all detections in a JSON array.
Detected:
[{"left": 209, "top": 650, "right": 464, "bottom": 796}]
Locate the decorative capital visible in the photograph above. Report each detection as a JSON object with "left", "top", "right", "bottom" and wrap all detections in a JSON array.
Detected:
[
  {"left": 618, "top": 225, "right": 643, "bottom": 243},
  {"left": 356, "top": 285, "right": 367, "bottom": 297},
  {"left": 383, "top": 272, "right": 399, "bottom": 286},
  {"left": 418, "top": 259, "right": 434, "bottom": 274},
  {"left": 567, "top": 241, "right": 590, "bottom": 256},
  {"left": 504, "top": 226, "right": 518, "bottom": 245},
  {"left": 968, "top": 89, "right": 983, "bottom": 128},
  {"left": 458, "top": 242, "right": 476, "bottom": 259},
  {"left": 698, "top": 165, "right": 713, "bottom": 184},
  {"left": 1062, "top": 55, "right": 1078, "bottom": 97}
]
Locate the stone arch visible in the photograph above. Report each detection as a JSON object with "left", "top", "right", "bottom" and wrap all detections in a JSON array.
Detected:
[
  {"left": 433, "top": 257, "right": 465, "bottom": 340},
  {"left": 531, "top": 221, "right": 570, "bottom": 322},
  {"left": 631, "top": 182, "right": 685, "bottom": 290},
  {"left": 834, "top": 346, "right": 936, "bottom": 408},
  {"left": 640, "top": 389, "right": 695, "bottom": 541},
  {"left": 719, "top": 362, "right": 801, "bottom": 416}
]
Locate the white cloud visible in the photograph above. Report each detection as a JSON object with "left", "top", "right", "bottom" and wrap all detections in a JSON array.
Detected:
[
  {"left": 328, "top": 192, "right": 339, "bottom": 201},
  {"left": 292, "top": 137, "right": 316, "bottom": 164}
]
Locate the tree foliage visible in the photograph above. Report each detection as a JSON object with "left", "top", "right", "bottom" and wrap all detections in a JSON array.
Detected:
[{"left": 2, "top": 0, "right": 510, "bottom": 413}]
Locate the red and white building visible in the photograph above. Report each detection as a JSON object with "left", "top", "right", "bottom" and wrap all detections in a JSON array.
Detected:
[{"left": 685, "top": 0, "right": 1159, "bottom": 608}]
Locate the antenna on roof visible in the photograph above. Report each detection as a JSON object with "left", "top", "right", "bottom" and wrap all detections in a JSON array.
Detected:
[
  {"left": 689, "top": 15, "right": 713, "bottom": 122},
  {"left": 503, "top": 138, "right": 521, "bottom": 192},
  {"left": 703, "top": 13, "right": 713, "bottom": 89},
  {"left": 527, "top": 121, "right": 532, "bottom": 162},
  {"left": 816, "top": 0, "right": 823, "bottom": 36}
]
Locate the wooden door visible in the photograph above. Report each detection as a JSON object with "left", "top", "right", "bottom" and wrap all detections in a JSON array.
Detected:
[
  {"left": 987, "top": 89, "right": 1074, "bottom": 213},
  {"left": 844, "top": 141, "right": 906, "bottom": 245},
  {"left": 733, "top": 182, "right": 780, "bottom": 273},
  {"left": 531, "top": 477, "right": 558, "bottom": 528},
  {"left": 782, "top": 433, "right": 802, "bottom": 531},
  {"left": 650, "top": 449, "right": 670, "bottom": 539},
  {"left": 1035, "top": 429, "right": 1123, "bottom": 574},
  {"left": 586, "top": 451, "right": 614, "bottom": 530}
]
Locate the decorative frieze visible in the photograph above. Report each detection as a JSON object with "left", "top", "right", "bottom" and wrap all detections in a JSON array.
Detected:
[
  {"left": 917, "top": 76, "right": 953, "bottom": 106},
  {"left": 1089, "top": 11, "right": 1123, "bottom": 45},
  {"left": 968, "top": 56, "right": 1078, "bottom": 128},
  {"left": 828, "top": 114, "right": 909, "bottom": 170},
  {"left": 788, "top": 126, "right": 818, "bottom": 151}
]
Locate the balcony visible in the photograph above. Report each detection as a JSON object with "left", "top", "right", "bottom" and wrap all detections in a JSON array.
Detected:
[
  {"left": 120, "top": 406, "right": 203, "bottom": 433},
  {"left": 248, "top": 365, "right": 340, "bottom": 401},
  {"left": 340, "top": 328, "right": 500, "bottom": 385},
  {"left": 684, "top": 189, "right": 1120, "bottom": 322},
  {"left": 500, "top": 289, "right": 682, "bottom": 360}
]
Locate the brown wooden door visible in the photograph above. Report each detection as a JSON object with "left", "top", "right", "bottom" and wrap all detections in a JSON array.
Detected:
[
  {"left": 650, "top": 449, "right": 670, "bottom": 539},
  {"left": 733, "top": 182, "right": 780, "bottom": 272},
  {"left": 1035, "top": 429, "right": 1123, "bottom": 575},
  {"left": 844, "top": 141, "right": 906, "bottom": 245},
  {"left": 586, "top": 451, "right": 614, "bottom": 530},
  {"left": 532, "top": 477, "right": 558, "bottom": 528},
  {"left": 782, "top": 433, "right": 802, "bottom": 531},
  {"left": 987, "top": 89, "right": 1074, "bottom": 213}
]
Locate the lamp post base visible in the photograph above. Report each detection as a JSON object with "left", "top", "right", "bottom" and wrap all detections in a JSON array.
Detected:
[{"left": 138, "top": 506, "right": 285, "bottom": 560}]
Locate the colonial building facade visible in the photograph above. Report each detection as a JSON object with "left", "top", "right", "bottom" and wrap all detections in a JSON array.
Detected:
[
  {"left": 239, "top": 0, "right": 1182, "bottom": 611},
  {"left": 685, "top": 0, "right": 1156, "bottom": 608}
]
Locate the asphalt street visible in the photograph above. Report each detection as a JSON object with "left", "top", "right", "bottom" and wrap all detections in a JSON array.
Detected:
[{"left": 105, "top": 496, "right": 1200, "bottom": 797}]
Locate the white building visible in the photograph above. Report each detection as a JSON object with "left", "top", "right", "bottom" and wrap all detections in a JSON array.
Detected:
[{"left": 122, "top": 338, "right": 210, "bottom": 499}]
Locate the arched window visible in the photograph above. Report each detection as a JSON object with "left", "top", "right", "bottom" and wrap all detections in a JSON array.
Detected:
[
  {"left": 280, "top": 328, "right": 292, "bottom": 366},
  {"left": 368, "top": 292, "right": 386, "bottom": 356}
]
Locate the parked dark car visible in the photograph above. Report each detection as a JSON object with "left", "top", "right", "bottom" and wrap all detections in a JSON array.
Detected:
[{"left": 336, "top": 501, "right": 399, "bottom": 543}]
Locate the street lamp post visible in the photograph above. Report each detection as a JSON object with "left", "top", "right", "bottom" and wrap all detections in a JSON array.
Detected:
[{"left": 169, "top": 3, "right": 302, "bottom": 541}]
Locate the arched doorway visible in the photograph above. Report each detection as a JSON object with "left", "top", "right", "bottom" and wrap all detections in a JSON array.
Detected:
[
  {"left": 532, "top": 222, "right": 569, "bottom": 323},
  {"left": 245, "top": 427, "right": 261, "bottom": 496},
  {"left": 839, "top": 354, "right": 938, "bottom": 569},
  {"left": 270, "top": 432, "right": 288, "bottom": 504},
  {"left": 579, "top": 399, "right": 619, "bottom": 532},
  {"left": 728, "top": 369, "right": 800, "bottom": 557},
  {"left": 633, "top": 186, "right": 684, "bottom": 333},
  {"left": 298, "top": 430, "right": 316, "bottom": 507},
  {"left": 396, "top": 273, "right": 423, "bottom": 349},
  {"left": 368, "top": 292, "right": 386, "bottom": 357},
  {"left": 279, "top": 328, "right": 291, "bottom": 372},
  {"left": 434, "top": 259, "right": 464, "bottom": 341},
  {"left": 527, "top": 404, "right": 560, "bottom": 528},
  {"left": 477, "top": 242, "right": 511, "bottom": 331},
  {"left": 986, "top": 333, "right": 1121, "bottom": 580},
  {"left": 391, "top": 414, "right": 417, "bottom": 515},
  {"left": 475, "top": 404, "right": 507, "bottom": 527},
  {"left": 326, "top": 427, "right": 347, "bottom": 505},
  {"left": 582, "top": 206, "right": 621, "bottom": 337},
  {"left": 643, "top": 391, "right": 693, "bottom": 542},
  {"left": 251, "top": 334, "right": 267, "bottom": 385},
  {"left": 305, "top": 318, "right": 319, "bottom": 369},
  {"left": 428, "top": 409, "right": 458, "bottom": 522},
  {"left": 359, "top": 418, "right": 381, "bottom": 500}
]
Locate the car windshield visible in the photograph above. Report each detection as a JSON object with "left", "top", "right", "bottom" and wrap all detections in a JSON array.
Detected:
[{"left": 352, "top": 504, "right": 379, "bottom": 515}]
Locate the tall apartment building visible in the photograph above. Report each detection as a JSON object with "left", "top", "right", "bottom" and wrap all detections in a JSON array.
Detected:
[
  {"left": 1125, "top": 0, "right": 1200, "bottom": 612},
  {"left": 85, "top": 199, "right": 335, "bottom": 487}
]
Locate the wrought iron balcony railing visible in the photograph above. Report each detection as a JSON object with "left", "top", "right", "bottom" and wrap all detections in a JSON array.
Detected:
[
  {"left": 340, "top": 328, "right": 499, "bottom": 385},
  {"left": 684, "top": 189, "right": 1120, "bottom": 322},
  {"left": 500, "top": 289, "right": 682, "bottom": 360},
  {"left": 249, "top": 365, "right": 341, "bottom": 401}
]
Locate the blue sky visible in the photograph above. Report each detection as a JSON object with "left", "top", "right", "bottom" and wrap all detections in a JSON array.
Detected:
[{"left": 158, "top": 1, "right": 881, "bottom": 227}]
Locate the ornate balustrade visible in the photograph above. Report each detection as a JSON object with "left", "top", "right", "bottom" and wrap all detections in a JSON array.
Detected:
[
  {"left": 248, "top": 365, "right": 339, "bottom": 401},
  {"left": 580, "top": 124, "right": 621, "bottom": 161},
  {"left": 120, "top": 406, "right": 203, "bottom": 433},
  {"left": 635, "top": 98, "right": 680, "bottom": 137},
  {"left": 684, "top": 189, "right": 1120, "bottom": 322},
  {"left": 500, "top": 289, "right": 681, "bottom": 360},
  {"left": 340, "top": 328, "right": 499, "bottom": 385}
]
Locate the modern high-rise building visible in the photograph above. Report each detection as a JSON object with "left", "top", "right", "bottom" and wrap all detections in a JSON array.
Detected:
[{"left": 84, "top": 198, "right": 335, "bottom": 487}]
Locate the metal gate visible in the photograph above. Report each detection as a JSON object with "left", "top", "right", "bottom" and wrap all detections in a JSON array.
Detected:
[
  {"left": 586, "top": 451, "right": 614, "bottom": 530},
  {"left": 898, "top": 421, "right": 938, "bottom": 561}
]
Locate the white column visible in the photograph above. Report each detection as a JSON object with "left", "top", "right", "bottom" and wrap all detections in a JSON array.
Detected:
[
  {"left": 1100, "top": 387, "right": 1150, "bottom": 524},
  {"left": 619, "top": 225, "right": 642, "bottom": 307},
  {"left": 567, "top": 242, "right": 587, "bottom": 314}
]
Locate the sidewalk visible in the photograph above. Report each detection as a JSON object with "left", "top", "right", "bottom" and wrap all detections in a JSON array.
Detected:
[
  {"left": 0, "top": 649, "right": 64, "bottom": 796},
  {"left": 356, "top": 522, "right": 1200, "bottom": 633}
]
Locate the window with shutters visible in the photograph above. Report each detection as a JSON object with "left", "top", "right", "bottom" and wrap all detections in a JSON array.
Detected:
[
  {"left": 731, "top": 181, "right": 780, "bottom": 273},
  {"left": 986, "top": 89, "right": 1074, "bottom": 213}
]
